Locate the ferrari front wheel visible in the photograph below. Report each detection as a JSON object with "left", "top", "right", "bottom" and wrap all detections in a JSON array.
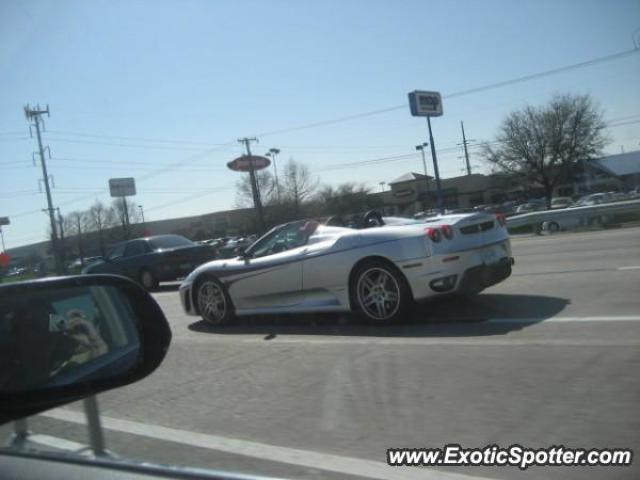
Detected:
[
  {"left": 352, "top": 260, "right": 411, "bottom": 323},
  {"left": 196, "top": 277, "right": 234, "bottom": 325}
]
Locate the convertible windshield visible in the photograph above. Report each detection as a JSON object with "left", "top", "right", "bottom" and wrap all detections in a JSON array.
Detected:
[{"left": 248, "top": 221, "right": 319, "bottom": 258}]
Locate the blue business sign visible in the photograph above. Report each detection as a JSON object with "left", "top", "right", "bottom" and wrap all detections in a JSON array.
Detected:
[{"left": 408, "top": 91, "right": 443, "bottom": 117}]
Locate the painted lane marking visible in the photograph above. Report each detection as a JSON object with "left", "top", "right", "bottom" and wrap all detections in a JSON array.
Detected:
[
  {"left": 618, "top": 266, "right": 640, "bottom": 270},
  {"left": 41, "top": 409, "right": 493, "bottom": 480},
  {"left": 24, "top": 433, "right": 88, "bottom": 453},
  {"left": 487, "top": 316, "right": 640, "bottom": 324}
]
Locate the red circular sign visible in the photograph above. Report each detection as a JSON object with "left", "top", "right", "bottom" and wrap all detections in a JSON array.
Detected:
[
  {"left": 0, "top": 252, "right": 10, "bottom": 268},
  {"left": 227, "top": 156, "right": 271, "bottom": 172}
]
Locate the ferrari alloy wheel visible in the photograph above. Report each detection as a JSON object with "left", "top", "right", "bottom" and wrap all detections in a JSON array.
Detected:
[
  {"left": 353, "top": 261, "right": 410, "bottom": 322},
  {"left": 196, "top": 278, "right": 233, "bottom": 325}
]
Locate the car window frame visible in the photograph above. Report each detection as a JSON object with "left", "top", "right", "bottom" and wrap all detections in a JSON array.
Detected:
[{"left": 246, "top": 221, "right": 316, "bottom": 259}]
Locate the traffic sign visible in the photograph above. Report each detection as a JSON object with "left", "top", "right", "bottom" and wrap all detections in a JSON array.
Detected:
[
  {"left": 0, "top": 217, "right": 9, "bottom": 226},
  {"left": 408, "top": 91, "right": 443, "bottom": 117},
  {"left": 0, "top": 252, "right": 10, "bottom": 268},
  {"left": 109, "top": 178, "right": 136, "bottom": 197},
  {"left": 227, "top": 156, "right": 271, "bottom": 172}
]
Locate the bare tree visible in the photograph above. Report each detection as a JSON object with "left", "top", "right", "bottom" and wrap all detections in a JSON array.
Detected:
[
  {"left": 66, "top": 211, "right": 88, "bottom": 266},
  {"left": 483, "top": 93, "right": 608, "bottom": 208},
  {"left": 313, "top": 182, "right": 372, "bottom": 216},
  {"left": 88, "top": 201, "right": 115, "bottom": 256},
  {"left": 280, "top": 159, "right": 318, "bottom": 216}
]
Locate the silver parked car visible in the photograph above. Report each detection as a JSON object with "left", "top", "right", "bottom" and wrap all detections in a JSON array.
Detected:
[{"left": 179, "top": 211, "right": 513, "bottom": 324}]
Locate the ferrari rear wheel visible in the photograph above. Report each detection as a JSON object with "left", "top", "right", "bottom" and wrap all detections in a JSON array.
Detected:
[
  {"left": 352, "top": 260, "right": 410, "bottom": 323},
  {"left": 196, "top": 277, "right": 233, "bottom": 325}
]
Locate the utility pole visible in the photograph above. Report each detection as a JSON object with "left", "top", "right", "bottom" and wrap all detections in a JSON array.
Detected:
[
  {"left": 379, "top": 182, "right": 386, "bottom": 192},
  {"left": 75, "top": 214, "right": 85, "bottom": 267},
  {"left": 238, "top": 137, "right": 265, "bottom": 232},
  {"left": 266, "top": 148, "right": 281, "bottom": 201},
  {"left": 25, "top": 104, "right": 62, "bottom": 274},
  {"left": 459, "top": 121, "right": 473, "bottom": 176},
  {"left": 415, "top": 143, "right": 431, "bottom": 211}
]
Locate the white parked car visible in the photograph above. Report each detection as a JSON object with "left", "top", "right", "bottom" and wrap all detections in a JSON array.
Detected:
[
  {"left": 550, "top": 197, "right": 573, "bottom": 209},
  {"left": 179, "top": 211, "right": 513, "bottom": 324},
  {"left": 574, "top": 192, "right": 611, "bottom": 207},
  {"left": 515, "top": 200, "right": 546, "bottom": 213}
]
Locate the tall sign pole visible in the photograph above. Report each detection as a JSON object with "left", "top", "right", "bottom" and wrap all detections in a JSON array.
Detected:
[
  {"left": 426, "top": 116, "right": 444, "bottom": 213},
  {"left": 0, "top": 217, "right": 8, "bottom": 252},
  {"left": 408, "top": 91, "right": 445, "bottom": 214},
  {"left": 415, "top": 143, "right": 431, "bottom": 210},
  {"left": 109, "top": 178, "right": 136, "bottom": 240}
]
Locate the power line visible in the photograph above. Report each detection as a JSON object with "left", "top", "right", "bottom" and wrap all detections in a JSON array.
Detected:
[
  {"left": 145, "top": 187, "right": 235, "bottom": 213},
  {"left": 6, "top": 48, "right": 639, "bottom": 226},
  {"left": 46, "top": 137, "right": 210, "bottom": 151},
  {"left": 254, "top": 48, "right": 640, "bottom": 138},
  {"left": 46, "top": 130, "right": 227, "bottom": 147}
]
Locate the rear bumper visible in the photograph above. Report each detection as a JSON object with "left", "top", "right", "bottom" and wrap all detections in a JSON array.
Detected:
[{"left": 457, "top": 257, "right": 513, "bottom": 293}]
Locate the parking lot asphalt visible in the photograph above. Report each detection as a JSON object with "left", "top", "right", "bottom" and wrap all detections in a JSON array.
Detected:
[{"left": 3, "top": 227, "right": 640, "bottom": 480}]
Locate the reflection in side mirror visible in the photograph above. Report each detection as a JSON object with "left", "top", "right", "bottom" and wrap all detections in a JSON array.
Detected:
[
  {"left": 0, "top": 274, "right": 171, "bottom": 424},
  {"left": 1, "top": 285, "right": 140, "bottom": 393}
]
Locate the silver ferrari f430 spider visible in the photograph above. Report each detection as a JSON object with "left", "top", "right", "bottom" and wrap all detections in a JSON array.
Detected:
[{"left": 179, "top": 211, "right": 513, "bottom": 324}]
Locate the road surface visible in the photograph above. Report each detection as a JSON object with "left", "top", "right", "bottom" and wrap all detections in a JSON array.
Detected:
[{"left": 4, "top": 228, "right": 640, "bottom": 480}]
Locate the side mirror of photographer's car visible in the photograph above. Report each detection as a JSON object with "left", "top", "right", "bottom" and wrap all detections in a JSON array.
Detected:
[{"left": 0, "top": 274, "right": 171, "bottom": 424}]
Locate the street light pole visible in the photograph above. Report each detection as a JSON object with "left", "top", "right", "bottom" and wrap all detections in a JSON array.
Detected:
[
  {"left": 238, "top": 137, "right": 265, "bottom": 233},
  {"left": 138, "top": 205, "right": 145, "bottom": 224}
]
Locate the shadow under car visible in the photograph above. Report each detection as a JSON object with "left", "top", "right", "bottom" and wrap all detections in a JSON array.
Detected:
[{"left": 188, "top": 294, "right": 569, "bottom": 339}]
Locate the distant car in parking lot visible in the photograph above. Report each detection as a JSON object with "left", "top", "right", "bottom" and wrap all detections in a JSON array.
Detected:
[
  {"left": 82, "top": 234, "right": 216, "bottom": 289},
  {"left": 217, "top": 236, "right": 256, "bottom": 259},
  {"left": 573, "top": 192, "right": 611, "bottom": 207},
  {"left": 515, "top": 200, "right": 546, "bottom": 213},
  {"left": 550, "top": 197, "right": 573, "bottom": 209}
]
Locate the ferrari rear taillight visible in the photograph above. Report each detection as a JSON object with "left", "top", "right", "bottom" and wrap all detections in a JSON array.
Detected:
[
  {"left": 496, "top": 213, "right": 507, "bottom": 227},
  {"left": 425, "top": 227, "right": 442, "bottom": 243},
  {"left": 440, "top": 224, "right": 454, "bottom": 240}
]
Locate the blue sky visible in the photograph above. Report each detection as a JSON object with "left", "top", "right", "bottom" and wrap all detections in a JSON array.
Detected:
[{"left": 1, "top": 0, "right": 639, "bottom": 248}]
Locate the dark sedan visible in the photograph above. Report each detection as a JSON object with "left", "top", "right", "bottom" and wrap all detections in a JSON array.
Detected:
[{"left": 82, "top": 235, "right": 216, "bottom": 289}]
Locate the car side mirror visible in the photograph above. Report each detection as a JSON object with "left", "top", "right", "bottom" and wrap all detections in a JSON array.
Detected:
[{"left": 0, "top": 274, "right": 171, "bottom": 425}]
